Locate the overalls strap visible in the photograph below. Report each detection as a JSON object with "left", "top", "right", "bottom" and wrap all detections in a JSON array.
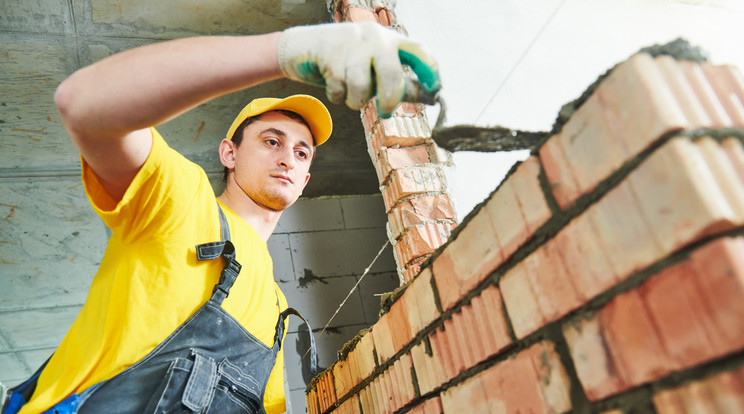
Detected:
[
  {"left": 195, "top": 203, "right": 241, "bottom": 305},
  {"left": 275, "top": 308, "right": 319, "bottom": 376}
]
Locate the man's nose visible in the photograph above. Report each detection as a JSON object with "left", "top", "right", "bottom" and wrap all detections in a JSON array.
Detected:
[{"left": 279, "top": 147, "right": 296, "bottom": 169}]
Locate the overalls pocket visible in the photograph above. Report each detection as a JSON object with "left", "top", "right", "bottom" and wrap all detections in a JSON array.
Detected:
[{"left": 207, "top": 359, "right": 262, "bottom": 414}]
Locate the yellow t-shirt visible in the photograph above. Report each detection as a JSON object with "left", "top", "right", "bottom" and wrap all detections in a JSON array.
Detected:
[{"left": 21, "top": 128, "right": 288, "bottom": 414}]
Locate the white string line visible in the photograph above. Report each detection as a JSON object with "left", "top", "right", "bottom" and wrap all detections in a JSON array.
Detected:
[
  {"left": 473, "top": 0, "right": 570, "bottom": 124},
  {"left": 299, "top": 239, "right": 391, "bottom": 366}
]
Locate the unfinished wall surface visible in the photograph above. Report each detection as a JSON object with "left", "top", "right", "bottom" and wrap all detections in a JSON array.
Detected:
[{"left": 304, "top": 44, "right": 744, "bottom": 413}]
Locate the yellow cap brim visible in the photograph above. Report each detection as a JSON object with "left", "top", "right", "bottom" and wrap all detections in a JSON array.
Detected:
[{"left": 226, "top": 94, "right": 333, "bottom": 146}]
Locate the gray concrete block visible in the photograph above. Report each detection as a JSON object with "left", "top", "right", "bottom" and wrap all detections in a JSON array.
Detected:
[
  {"left": 287, "top": 387, "right": 308, "bottom": 414},
  {"left": 278, "top": 276, "right": 365, "bottom": 334},
  {"left": 275, "top": 197, "right": 344, "bottom": 234},
  {"left": 340, "top": 195, "right": 387, "bottom": 229},
  {"left": 357, "top": 271, "right": 399, "bottom": 324},
  {"left": 282, "top": 323, "right": 367, "bottom": 392},
  {"left": 268, "top": 233, "right": 295, "bottom": 283},
  {"left": 0, "top": 0, "right": 73, "bottom": 34},
  {"left": 288, "top": 228, "right": 395, "bottom": 279}
]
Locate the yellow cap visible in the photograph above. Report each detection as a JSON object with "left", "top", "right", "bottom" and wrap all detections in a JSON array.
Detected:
[{"left": 226, "top": 95, "right": 333, "bottom": 146}]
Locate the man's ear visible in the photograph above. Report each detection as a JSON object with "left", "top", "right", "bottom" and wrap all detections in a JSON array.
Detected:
[{"left": 219, "top": 139, "right": 236, "bottom": 169}]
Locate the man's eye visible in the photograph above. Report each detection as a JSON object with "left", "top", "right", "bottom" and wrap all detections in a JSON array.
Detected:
[
  {"left": 297, "top": 150, "right": 308, "bottom": 159},
  {"left": 266, "top": 139, "right": 279, "bottom": 147}
]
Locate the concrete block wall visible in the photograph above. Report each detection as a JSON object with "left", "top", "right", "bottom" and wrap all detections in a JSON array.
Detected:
[
  {"left": 304, "top": 48, "right": 744, "bottom": 413},
  {"left": 333, "top": 0, "right": 458, "bottom": 285},
  {"left": 272, "top": 195, "right": 400, "bottom": 413}
]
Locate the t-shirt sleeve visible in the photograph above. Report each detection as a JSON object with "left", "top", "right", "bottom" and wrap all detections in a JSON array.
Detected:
[{"left": 81, "top": 127, "right": 207, "bottom": 242}]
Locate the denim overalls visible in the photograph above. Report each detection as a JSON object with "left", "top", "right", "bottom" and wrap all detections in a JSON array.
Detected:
[{"left": 3, "top": 205, "right": 317, "bottom": 414}]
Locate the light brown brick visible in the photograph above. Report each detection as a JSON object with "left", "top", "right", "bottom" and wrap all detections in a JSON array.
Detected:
[
  {"left": 628, "top": 137, "right": 737, "bottom": 255},
  {"left": 701, "top": 63, "right": 744, "bottom": 126},
  {"left": 510, "top": 155, "right": 552, "bottom": 233},
  {"left": 588, "top": 181, "right": 664, "bottom": 280},
  {"left": 678, "top": 60, "right": 733, "bottom": 127},
  {"left": 484, "top": 177, "right": 529, "bottom": 260},
  {"left": 540, "top": 133, "right": 582, "bottom": 209},
  {"left": 655, "top": 55, "right": 712, "bottom": 127},
  {"left": 500, "top": 261, "right": 544, "bottom": 339},
  {"left": 696, "top": 137, "right": 744, "bottom": 220}
]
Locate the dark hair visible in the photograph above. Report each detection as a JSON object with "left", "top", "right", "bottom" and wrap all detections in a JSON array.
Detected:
[{"left": 222, "top": 110, "right": 314, "bottom": 183}]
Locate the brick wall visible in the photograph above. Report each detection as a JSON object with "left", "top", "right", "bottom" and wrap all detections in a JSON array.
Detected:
[
  {"left": 305, "top": 14, "right": 744, "bottom": 413},
  {"left": 334, "top": 0, "right": 458, "bottom": 285}
]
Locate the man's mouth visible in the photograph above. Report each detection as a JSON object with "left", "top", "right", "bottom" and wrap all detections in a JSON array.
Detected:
[{"left": 272, "top": 174, "right": 293, "bottom": 184}]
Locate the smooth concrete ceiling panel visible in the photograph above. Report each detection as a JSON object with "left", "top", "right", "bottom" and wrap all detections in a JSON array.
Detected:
[
  {"left": 0, "top": 34, "right": 80, "bottom": 174},
  {"left": 0, "top": 178, "right": 107, "bottom": 310},
  {"left": 0, "top": 0, "right": 73, "bottom": 35},
  {"left": 74, "top": 0, "right": 330, "bottom": 38}
]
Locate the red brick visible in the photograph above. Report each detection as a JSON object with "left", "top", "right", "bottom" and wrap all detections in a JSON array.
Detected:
[
  {"left": 378, "top": 145, "right": 432, "bottom": 184},
  {"left": 443, "top": 318, "right": 466, "bottom": 376},
  {"left": 510, "top": 155, "right": 552, "bottom": 233},
  {"left": 389, "top": 297, "right": 413, "bottom": 353},
  {"left": 653, "top": 368, "right": 744, "bottom": 414},
  {"left": 655, "top": 55, "right": 712, "bottom": 127},
  {"left": 476, "top": 285, "right": 514, "bottom": 356},
  {"left": 372, "top": 312, "right": 397, "bottom": 364},
  {"left": 345, "top": 6, "right": 378, "bottom": 22},
  {"left": 358, "top": 386, "right": 371, "bottom": 413},
  {"left": 376, "top": 8, "right": 392, "bottom": 26},
  {"left": 306, "top": 388, "right": 320, "bottom": 414},
  {"left": 354, "top": 330, "right": 377, "bottom": 380},
  {"left": 554, "top": 213, "right": 618, "bottom": 301},
  {"left": 407, "top": 268, "right": 440, "bottom": 332},
  {"left": 381, "top": 166, "right": 446, "bottom": 212},
  {"left": 431, "top": 206, "right": 503, "bottom": 311},
  {"left": 388, "top": 194, "right": 455, "bottom": 240},
  {"left": 375, "top": 114, "right": 431, "bottom": 147},
  {"left": 563, "top": 315, "right": 627, "bottom": 401},
  {"left": 333, "top": 359, "right": 353, "bottom": 399},
  {"left": 557, "top": 90, "right": 633, "bottom": 202},
  {"left": 597, "top": 52, "right": 687, "bottom": 159},
  {"left": 721, "top": 137, "right": 744, "bottom": 182},
  {"left": 500, "top": 261, "right": 544, "bottom": 339},
  {"left": 701, "top": 63, "right": 744, "bottom": 126},
  {"left": 432, "top": 249, "right": 461, "bottom": 312},
  {"left": 478, "top": 341, "right": 572, "bottom": 414},
  {"left": 601, "top": 289, "right": 674, "bottom": 387},
  {"left": 410, "top": 340, "right": 436, "bottom": 395},
  {"left": 397, "top": 353, "right": 416, "bottom": 407},
  {"left": 431, "top": 328, "right": 456, "bottom": 382},
  {"left": 588, "top": 181, "right": 664, "bottom": 280},
  {"left": 640, "top": 260, "right": 719, "bottom": 369},
  {"left": 540, "top": 133, "right": 582, "bottom": 209},
  {"left": 394, "top": 222, "right": 454, "bottom": 267},
  {"left": 678, "top": 60, "right": 733, "bottom": 127},
  {"left": 450, "top": 311, "right": 475, "bottom": 368},
  {"left": 484, "top": 177, "right": 529, "bottom": 260},
  {"left": 696, "top": 137, "right": 744, "bottom": 220},
  {"left": 525, "top": 241, "right": 582, "bottom": 324},
  {"left": 441, "top": 373, "right": 489, "bottom": 414},
  {"left": 361, "top": 99, "right": 379, "bottom": 135},
  {"left": 628, "top": 137, "right": 738, "bottom": 254},
  {"left": 458, "top": 303, "right": 486, "bottom": 365},
  {"left": 395, "top": 102, "right": 426, "bottom": 117},
  {"left": 689, "top": 237, "right": 744, "bottom": 354}
]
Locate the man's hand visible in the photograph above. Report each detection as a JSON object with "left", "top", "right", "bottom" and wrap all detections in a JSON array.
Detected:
[{"left": 278, "top": 22, "right": 441, "bottom": 117}]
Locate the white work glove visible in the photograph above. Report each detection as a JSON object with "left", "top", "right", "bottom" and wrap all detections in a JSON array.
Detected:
[{"left": 278, "top": 22, "right": 441, "bottom": 118}]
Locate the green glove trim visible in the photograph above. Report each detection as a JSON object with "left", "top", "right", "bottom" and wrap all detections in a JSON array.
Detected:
[
  {"left": 296, "top": 61, "right": 327, "bottom": 88},
  {"left": 399, "top": 50, "right": 441, "bottom": 92}
]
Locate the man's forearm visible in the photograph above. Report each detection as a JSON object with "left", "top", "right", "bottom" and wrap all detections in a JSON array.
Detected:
[{"left": 55, "top": 33, "right": 283, "bottom": 142}]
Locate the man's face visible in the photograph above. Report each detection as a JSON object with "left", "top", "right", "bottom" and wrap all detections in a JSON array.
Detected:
[{"left": 228, "top": 111, "right": 314, "bottom": 211}]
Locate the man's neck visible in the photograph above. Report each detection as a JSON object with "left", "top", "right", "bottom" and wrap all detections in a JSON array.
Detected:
[{"left": 217, "top": 190, "right": 282, "bottom": 241}]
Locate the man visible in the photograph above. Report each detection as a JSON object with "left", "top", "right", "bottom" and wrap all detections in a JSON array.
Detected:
[{"left": 3, "top": 21, "right": 440, "bottom": 414}]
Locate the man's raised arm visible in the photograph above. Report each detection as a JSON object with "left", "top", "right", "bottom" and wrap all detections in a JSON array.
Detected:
[{"left": 54, "top": 22, "right": 440, "bottom": 200}]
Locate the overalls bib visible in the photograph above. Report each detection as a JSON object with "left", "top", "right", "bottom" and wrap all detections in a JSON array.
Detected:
[{"left": 3, "top": 205, "right": 317, "bottom": 414}]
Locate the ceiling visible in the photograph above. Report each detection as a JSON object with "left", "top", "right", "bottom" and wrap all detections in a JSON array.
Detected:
[{"left": 0, "top": 0, "right": 381, "bottom": 197}]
